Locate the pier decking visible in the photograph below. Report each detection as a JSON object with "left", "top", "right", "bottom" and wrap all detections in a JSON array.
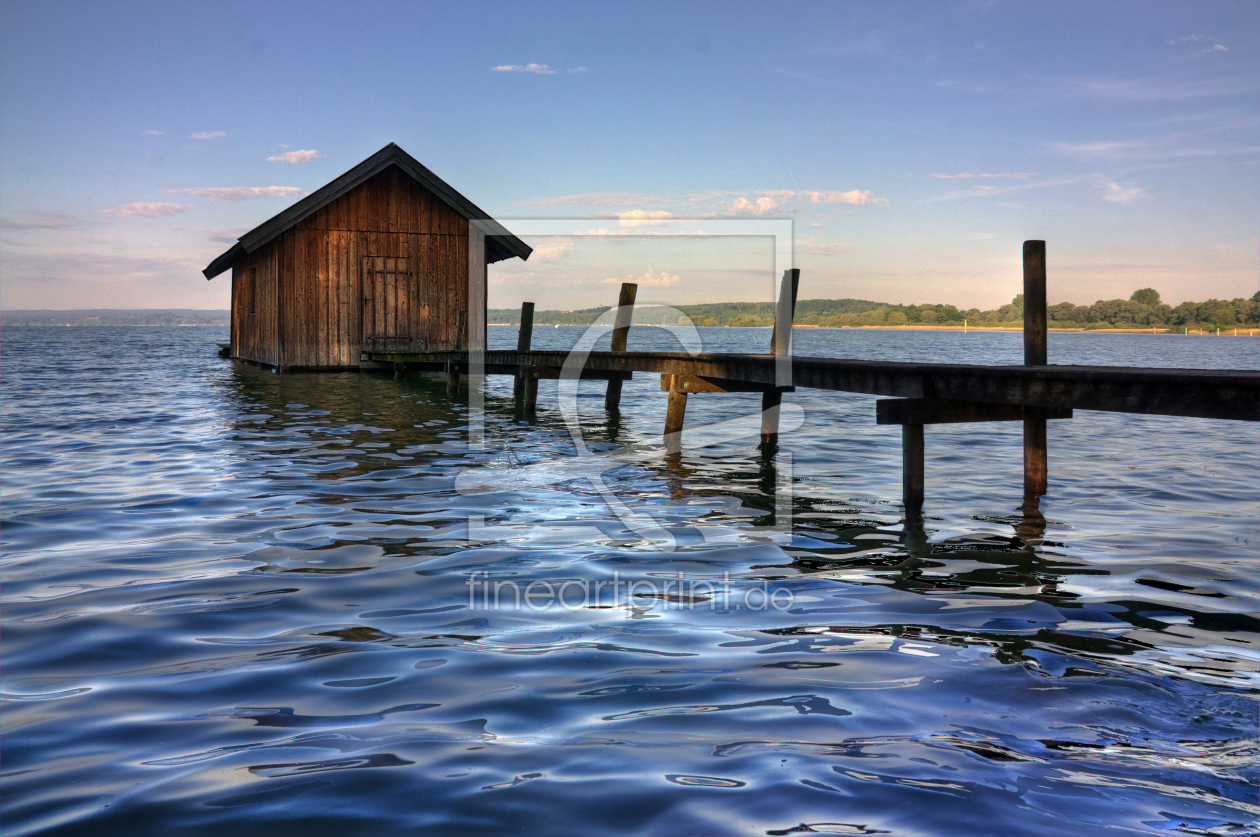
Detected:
[{"left": 362, "top": 348, "right": 1257, "bottom": 423}]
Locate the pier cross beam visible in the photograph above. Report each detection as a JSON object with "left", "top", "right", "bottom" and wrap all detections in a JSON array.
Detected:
[
  {"left": 605, "top": 283, "right": 638, "bottom": 411},
  {"left": 1023, "top": 240, "right": 1049, "bottom": 497},
  {"left": 877, "top": 398, "right": 1073, "bottom": 513}
]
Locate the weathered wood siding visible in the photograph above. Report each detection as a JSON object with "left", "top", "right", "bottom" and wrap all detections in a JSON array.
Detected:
[{"left": 230, "top": 168, "right": 480, "bottom": 369}]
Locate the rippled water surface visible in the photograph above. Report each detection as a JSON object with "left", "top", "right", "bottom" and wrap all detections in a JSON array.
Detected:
[{"left": 3, "top": 326, "right": 1257, "bottom": 836}]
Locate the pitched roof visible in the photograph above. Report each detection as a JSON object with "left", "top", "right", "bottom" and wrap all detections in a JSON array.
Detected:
[{"left": 203, "top": 143, "right": 531, "bottom": 279}]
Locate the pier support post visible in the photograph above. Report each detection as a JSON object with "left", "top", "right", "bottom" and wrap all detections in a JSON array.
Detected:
[
  {"left": 902, "top": 423, "right": 925, "bottom": 514},
  {"left": 523, "top": 373, "right": 538, "bottom": 415},
  {"left": 763, "top": 268, "right": 800, "bottom": 443},
  {"left": 513, "top": 302, "right": 534, "bottom": 402},
  {"left": 447, "top": 363, "right": 461, "bottom": 395},
  {"left": 1023, "top": 240, "right": 1048, "bottom": 496},
  {"left": 760, "top": 391, "right": 782, "bottom": 444},
  {"left": 605, "top": 283, "right": 638, "bottom": 411}
]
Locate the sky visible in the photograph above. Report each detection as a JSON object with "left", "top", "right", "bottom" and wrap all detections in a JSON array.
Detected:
[{"left": 1, "top": 0, "right": 1256, "bottom": 312}]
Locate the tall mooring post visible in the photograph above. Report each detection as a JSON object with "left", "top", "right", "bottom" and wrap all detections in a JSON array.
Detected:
[
  {"left": 1023, "top": 240, "right": 1048, "bottom": 497},
  {"left": 902, "top": 422, "right": 925, "bottom": 514},
  {"left": 604, "top": 283, "right": 638, "bottom": 411},
  {"left": 513, "top": 302, "right": 535, "bottom": 403},
  {"left": 762, "top": 269, "right": 800, "bottom": 444}
]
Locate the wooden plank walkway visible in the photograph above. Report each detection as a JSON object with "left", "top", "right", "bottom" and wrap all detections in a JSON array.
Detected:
[{"left": 363, "top": 348, "right": 1258, "bottom": 423}]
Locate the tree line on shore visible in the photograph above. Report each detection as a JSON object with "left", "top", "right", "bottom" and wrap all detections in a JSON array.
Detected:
[{"left": 490, "top": 289, "right": 1260, "bottom": 330}]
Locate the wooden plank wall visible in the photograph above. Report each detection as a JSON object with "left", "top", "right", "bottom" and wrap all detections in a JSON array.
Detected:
[
  {"left": 233, "top": 168, "right": 475, "bottom": 369},
  {"left": 230, "top": 245, "right": 279, "bottom": 366}
]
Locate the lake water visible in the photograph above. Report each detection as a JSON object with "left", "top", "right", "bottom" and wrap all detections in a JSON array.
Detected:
[{"left": 2, "top": 325, "right": 1256, "bottom": 836}]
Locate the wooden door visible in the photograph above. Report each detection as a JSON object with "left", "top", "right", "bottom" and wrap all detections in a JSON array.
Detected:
[{"left": 361, "top": 256, "right": 413, "bottom": 351}]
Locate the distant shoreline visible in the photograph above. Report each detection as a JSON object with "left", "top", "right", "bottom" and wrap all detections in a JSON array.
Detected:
[{"left": 492, "top": 322, "right": 1257, "bottom": 335}]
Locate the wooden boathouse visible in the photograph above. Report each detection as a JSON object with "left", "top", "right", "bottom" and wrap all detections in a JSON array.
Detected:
[{"left": 203, "top": 143, "right": 532, "bottom": 371}]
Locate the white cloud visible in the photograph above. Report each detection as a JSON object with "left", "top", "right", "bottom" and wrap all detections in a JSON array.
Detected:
[
  {"left": 1099, "top": 179, "right": 1144, "bottom": 203},
  {"left": 730, "top": 196, "right": 777, "bottom": 215},
  {"left": 603, "top": 267, "right": 680, "bottom": 287},
  {"left": 493, "top": 64, "right": 555, "bottom": 75},
  {"left": 143, "top": 130, "right": 164, "bottom": 136},
  {"left": 973, "top": 185, "right": 998, "bottom": 194},
  {"left": 170, "top": 186, "right": 303, "bottom": 201},
  {"left": 618, "top": 210, "right": 676, "bottom": 227},
  {"left": 528, "top": 237, "right": 576, "bottom": 260},
  {"left": 568, "top": 67, "right": 588, "bottom": 74},
  {"left": 189, "top": 131, "right": 226, "bottom": 140},
  {"left": 98, "top": 202, "right": 187, "bottom": 218},
  {"left": 267, "top": 149, "right": 321, "bottom": 164}
]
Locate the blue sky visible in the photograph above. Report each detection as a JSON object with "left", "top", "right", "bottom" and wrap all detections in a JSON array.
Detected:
[{"left": 1, "top": 0, "right": 1255, "bottom": 311}]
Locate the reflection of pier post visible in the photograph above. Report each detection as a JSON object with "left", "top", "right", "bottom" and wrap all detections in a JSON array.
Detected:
[
  {"left": 1023, "top": 240, "right": 1048, "bottom": 497},
  {"left": 604, "top": 283, "right": 638, "bottom": 411}
]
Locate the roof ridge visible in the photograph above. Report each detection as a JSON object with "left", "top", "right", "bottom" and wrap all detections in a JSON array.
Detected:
[{"left": 203, "top": 143, "right": 530, "bottom": 279}]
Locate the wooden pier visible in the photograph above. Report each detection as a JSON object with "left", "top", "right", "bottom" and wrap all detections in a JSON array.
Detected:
[{"left": 346, "top": 242, "right": 1257, "bottom": 513}]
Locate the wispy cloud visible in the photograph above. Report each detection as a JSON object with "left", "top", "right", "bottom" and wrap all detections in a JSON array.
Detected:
[
  {"left": 805, "top": 243, "right": 850, "bottom": 256},
  {"left": 567, "top": 67, "right": 588, "bottom": 74},
  {"left": 603, "top": 267, "right": 680, "bottom": 287},
  {"left": 493, "top": 64, "right": 555, "bottom": 75},
  {"left": 703, "top": 189, "right": 888, "bottom": 211},
  {"left": 525, "top": 192, "right": 667, "bottom": 207},
  {"left": 926, "top": 172, "right": 1034, "bottom": 180},
  {"left": 189, "top": 131, "right": 226, "bottom": 140},
  {"left": 0, "top": 210, "right": 77, "bottom": 230},
  {"left": 757, "top": 189, "right": 887, "bottom": 206},
  {"left": 98, "top": 202, "right": 187, "bottom": 218},
  {"left": 973, "top": 185, "right": 998, "bottom": 194},
  {"left": 1167, "top": 33, "right": 1229, "bottom": 55},
  {"left": 170, "top": 186, "right": 302, "bottom": 201},
  {"left": 142, "top": 130, "right": 164, "bottom": 136},
  {"left": 528, "top": 237, "right": 576, "bottom": 260},
  {"left": 1097, "top": 178, "right": 1144, "bottom": 204},
  {"left": 1051, "top": 140, "right": 1141, "bottom": 159},
  {"left": 267, "top": 149, "right": 322, "bottom": 164}
]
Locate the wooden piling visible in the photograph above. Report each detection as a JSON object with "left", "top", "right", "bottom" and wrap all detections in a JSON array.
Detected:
[
  {"left": 447, "top": 362, "right": 461, "bottom": 394},
  {"left": 763, "top": 269, "right": 800, "bottom": 442},
  {"left": 604, "top": 283, "right": 638, "bottom": 411},
  {"left": 1023, "top": 415, "right": 1048, "bottom": 496},
  {"left": 524, "top": 372, "right": 538, "bottom": 414},
  {"left": 1023, "top": 241, "right": 1047, "bottom": 366},
  {"left": 1023, "top": 240, "right": 1048, "bottom": 495},
  {"left": 513, "top": 302, "right": 534, "bottom": 401},
  {"left": 903, "top": 422, "right": 925, "bottom": 513},
  {"left": 761, "top": 391, "right": 782, "bottom": 444}
]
